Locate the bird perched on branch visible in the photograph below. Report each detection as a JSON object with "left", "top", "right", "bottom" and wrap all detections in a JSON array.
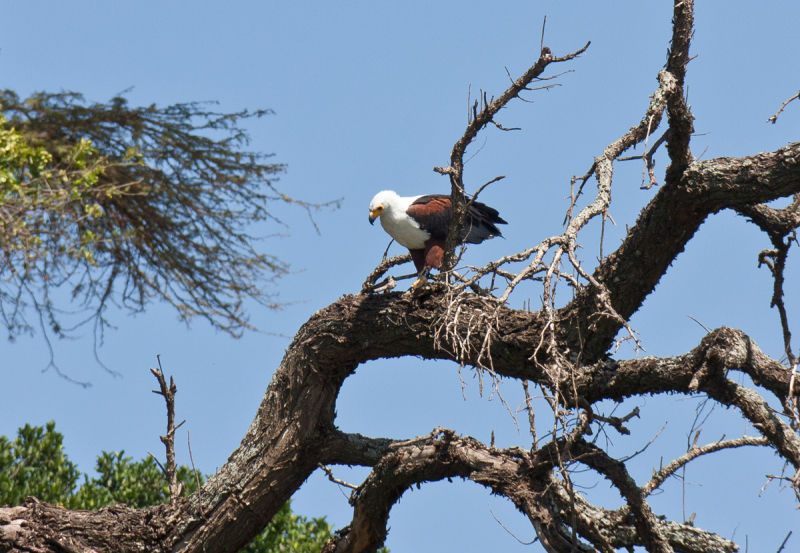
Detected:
[{"left": 368, "top": 190, "right": 507, "bottom": 287}]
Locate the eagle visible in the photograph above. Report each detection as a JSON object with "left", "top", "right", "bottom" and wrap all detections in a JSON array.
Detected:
[{"left": 368, "top": 190, "right": 507, "bottom": 286}]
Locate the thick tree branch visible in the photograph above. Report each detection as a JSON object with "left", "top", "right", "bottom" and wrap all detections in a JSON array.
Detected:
[
  {"left": 320, "top": 430, "right": 735, "bottom": 553},
  {"left": 572, "top": 327, "right": 798, "bottom": 406},
  {"left": 320, "top": 430, "right": 397, "bottom": 467},
  {"left": 663, "top": 0, "right": 695, "bottom": 182},
  {"left": 740, "top": 194, "right": 800, "bottom": 238},
  {"left": 699, "top": 377, "right": 800, "bottom": 471},
  {"left": 2, "top": 288, "right": 798, "bottom": 552},
  {"left": 0, "top": 498, "right": 176, "bottom": 553},
  {"left": 565, "top": 142, "right": 800, "bottom": 360},
  {"left": 571, "top": 440, "right": 673, "bottom": 553}
]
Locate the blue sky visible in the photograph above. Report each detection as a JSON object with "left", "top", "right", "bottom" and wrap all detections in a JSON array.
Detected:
[{"left": 2, "top": 1, "right": 799, "bottom": 550}]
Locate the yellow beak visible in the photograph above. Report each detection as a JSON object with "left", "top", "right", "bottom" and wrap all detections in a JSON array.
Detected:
[{"left": 369, "top": 210, "right": 379, "bottom": 225}]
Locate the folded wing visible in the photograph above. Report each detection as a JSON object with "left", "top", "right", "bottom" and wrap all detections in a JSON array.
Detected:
[{"left": 406, "top": 195, "right": 507, "bottom": 244}]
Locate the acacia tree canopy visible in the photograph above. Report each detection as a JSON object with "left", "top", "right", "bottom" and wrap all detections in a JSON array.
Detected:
[
  {"left": 1, "top": 1, "right": 800, "bottom": 552},
  {"left": 0, "top": 90, "right": 330, "bottom": 342}
]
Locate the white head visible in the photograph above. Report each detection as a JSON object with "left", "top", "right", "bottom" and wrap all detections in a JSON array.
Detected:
[{"left": 368, "top": 190, "right": 400, "bottom": 225}]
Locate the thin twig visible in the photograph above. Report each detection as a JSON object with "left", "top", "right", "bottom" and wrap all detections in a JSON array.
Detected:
[
  {"left": 390, "top": 427, "right": 446, "bottom": 448},
  {"left": 593, "top": 406, "right": 640, "bottom": 436},
  {"left": 687, "top": 315, "right": 711, "bottom": 333},
  {"left": 776, "top": 530, "right": 792, "bottom": 552},
  {"left": 767, "top": 91, "right": 800, "bottom": 124},
  {"left": 318, "top": 463, "right": 358, "bottom": 490},
  {"left": 643, "top": 435, "right": 769, "bottom": 496},
  {"left": 188, "top": 430, "right": 202, "bottom": 492},
  {"left": 362, "top": 254, "right": 412, "bottom": 291},
  {"left": 522, "top": 380, "right": 538, "bottom": 451},
  {"left": 488, "top": 504, "right": 538, "bottom": 545},
  {"left": 148, "top": 452, "right": 168, "bottom": 478}
]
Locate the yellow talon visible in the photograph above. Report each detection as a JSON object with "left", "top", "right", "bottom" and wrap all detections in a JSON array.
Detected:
[{"left": 411, "top": 274, "right": 428, "bottom": 289}]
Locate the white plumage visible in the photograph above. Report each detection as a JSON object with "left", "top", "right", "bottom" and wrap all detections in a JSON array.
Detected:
[{"left": 368, "top": 190, "right": 430, "bottom": 250}]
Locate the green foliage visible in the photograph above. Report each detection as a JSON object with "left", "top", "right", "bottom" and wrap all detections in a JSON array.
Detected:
[
  {"left": 0, "top": 421, "right": 80, "bottom": 506},
  {"left": 242, "top": 502, "right": 333, "bottom": 553},
  {"left": 1, "top": 90, "right": 333, "bottom": 341},
  {"left": 0, "top": 113, "right": 113, "bottom": 273},
  {"left": 0, "top": 422, "right": 338, "bottom": 552},
  {"left": 67, "top": 451, "right": 203, "bottom": 511},
  {"left": 0, "top": 114, "right": 53, "bottom": 187}
]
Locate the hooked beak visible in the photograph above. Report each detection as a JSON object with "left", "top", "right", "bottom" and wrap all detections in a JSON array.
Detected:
[{"left": 369, "top": 211, "right": 378, "bottom": 225}]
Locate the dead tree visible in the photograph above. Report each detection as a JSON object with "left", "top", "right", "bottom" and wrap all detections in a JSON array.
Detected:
[{"left": 1, "top": 2, "right": 798, "bottom": 552}]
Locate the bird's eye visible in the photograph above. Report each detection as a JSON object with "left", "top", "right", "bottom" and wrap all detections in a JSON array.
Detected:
[{"left": 376, "top": 205, "right": 383, "bottom": 213}]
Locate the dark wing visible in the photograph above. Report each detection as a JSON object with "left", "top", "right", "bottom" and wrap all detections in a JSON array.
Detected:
[
  {"left": 462, "top": 199, "right": 507, "bottom": 244},
  {"left": 406, "top": 195, "right": 507, "bottom": 244}
]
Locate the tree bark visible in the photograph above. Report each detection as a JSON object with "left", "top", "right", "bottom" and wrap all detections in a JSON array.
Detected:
[{"left": 3, "top": 287, "right": 798, "bottom": 552}]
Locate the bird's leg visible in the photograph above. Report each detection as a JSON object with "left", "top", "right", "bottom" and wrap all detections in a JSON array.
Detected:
[{"left": 411, "top": 268, "right": 431, "bottom": 289}]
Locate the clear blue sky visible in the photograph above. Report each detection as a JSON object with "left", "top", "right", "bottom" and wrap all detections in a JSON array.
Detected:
[{"left": 2, "top": 1, "right": 799, "bottom": 550}]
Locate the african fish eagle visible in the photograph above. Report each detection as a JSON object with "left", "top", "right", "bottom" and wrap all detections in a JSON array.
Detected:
[{"left": 368, "top": 190, "right": 507, "bottom": 285}]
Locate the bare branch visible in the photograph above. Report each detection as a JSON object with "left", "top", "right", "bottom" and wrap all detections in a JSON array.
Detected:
[
  {"left": 739, "top": 196, "right": 800, "bottom": 367},
  {"left": 321, "top": 429, "right": 736, "bottom": 553},
  {"left": 592, "top": 406, "right": 640, "bottom": 436},
  {"left": 572, "top": 439, "right": 674, "bottom": 553},
  {"left": 767, "top": 90, "right": 800, "bottom": 124},
  {"left": 187, "top": 430, "right": 202, "bottom": 493},
  {"left": 318, "top": 464, "right": 358, "bottom": 490},
  {"left": 150, "top": 356, "right": 183, "bottom": 503},
  {"left": 663, "top": 0, "right": 695, "bottom": 181},
  {"left": 567, "top": 141, "right": 800, "bottom": 361},
  {"left": 523, "top": 380, "right": 538, "bottom": 451},
  {"left": 643, "top": 435, "right": 769, "bottom": 496},
  {"left": 361, "top": 254, "right": 412, "bottom": 292},
  {"left": 776, "top": 531, "right": 793, "bottom": 553}
]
